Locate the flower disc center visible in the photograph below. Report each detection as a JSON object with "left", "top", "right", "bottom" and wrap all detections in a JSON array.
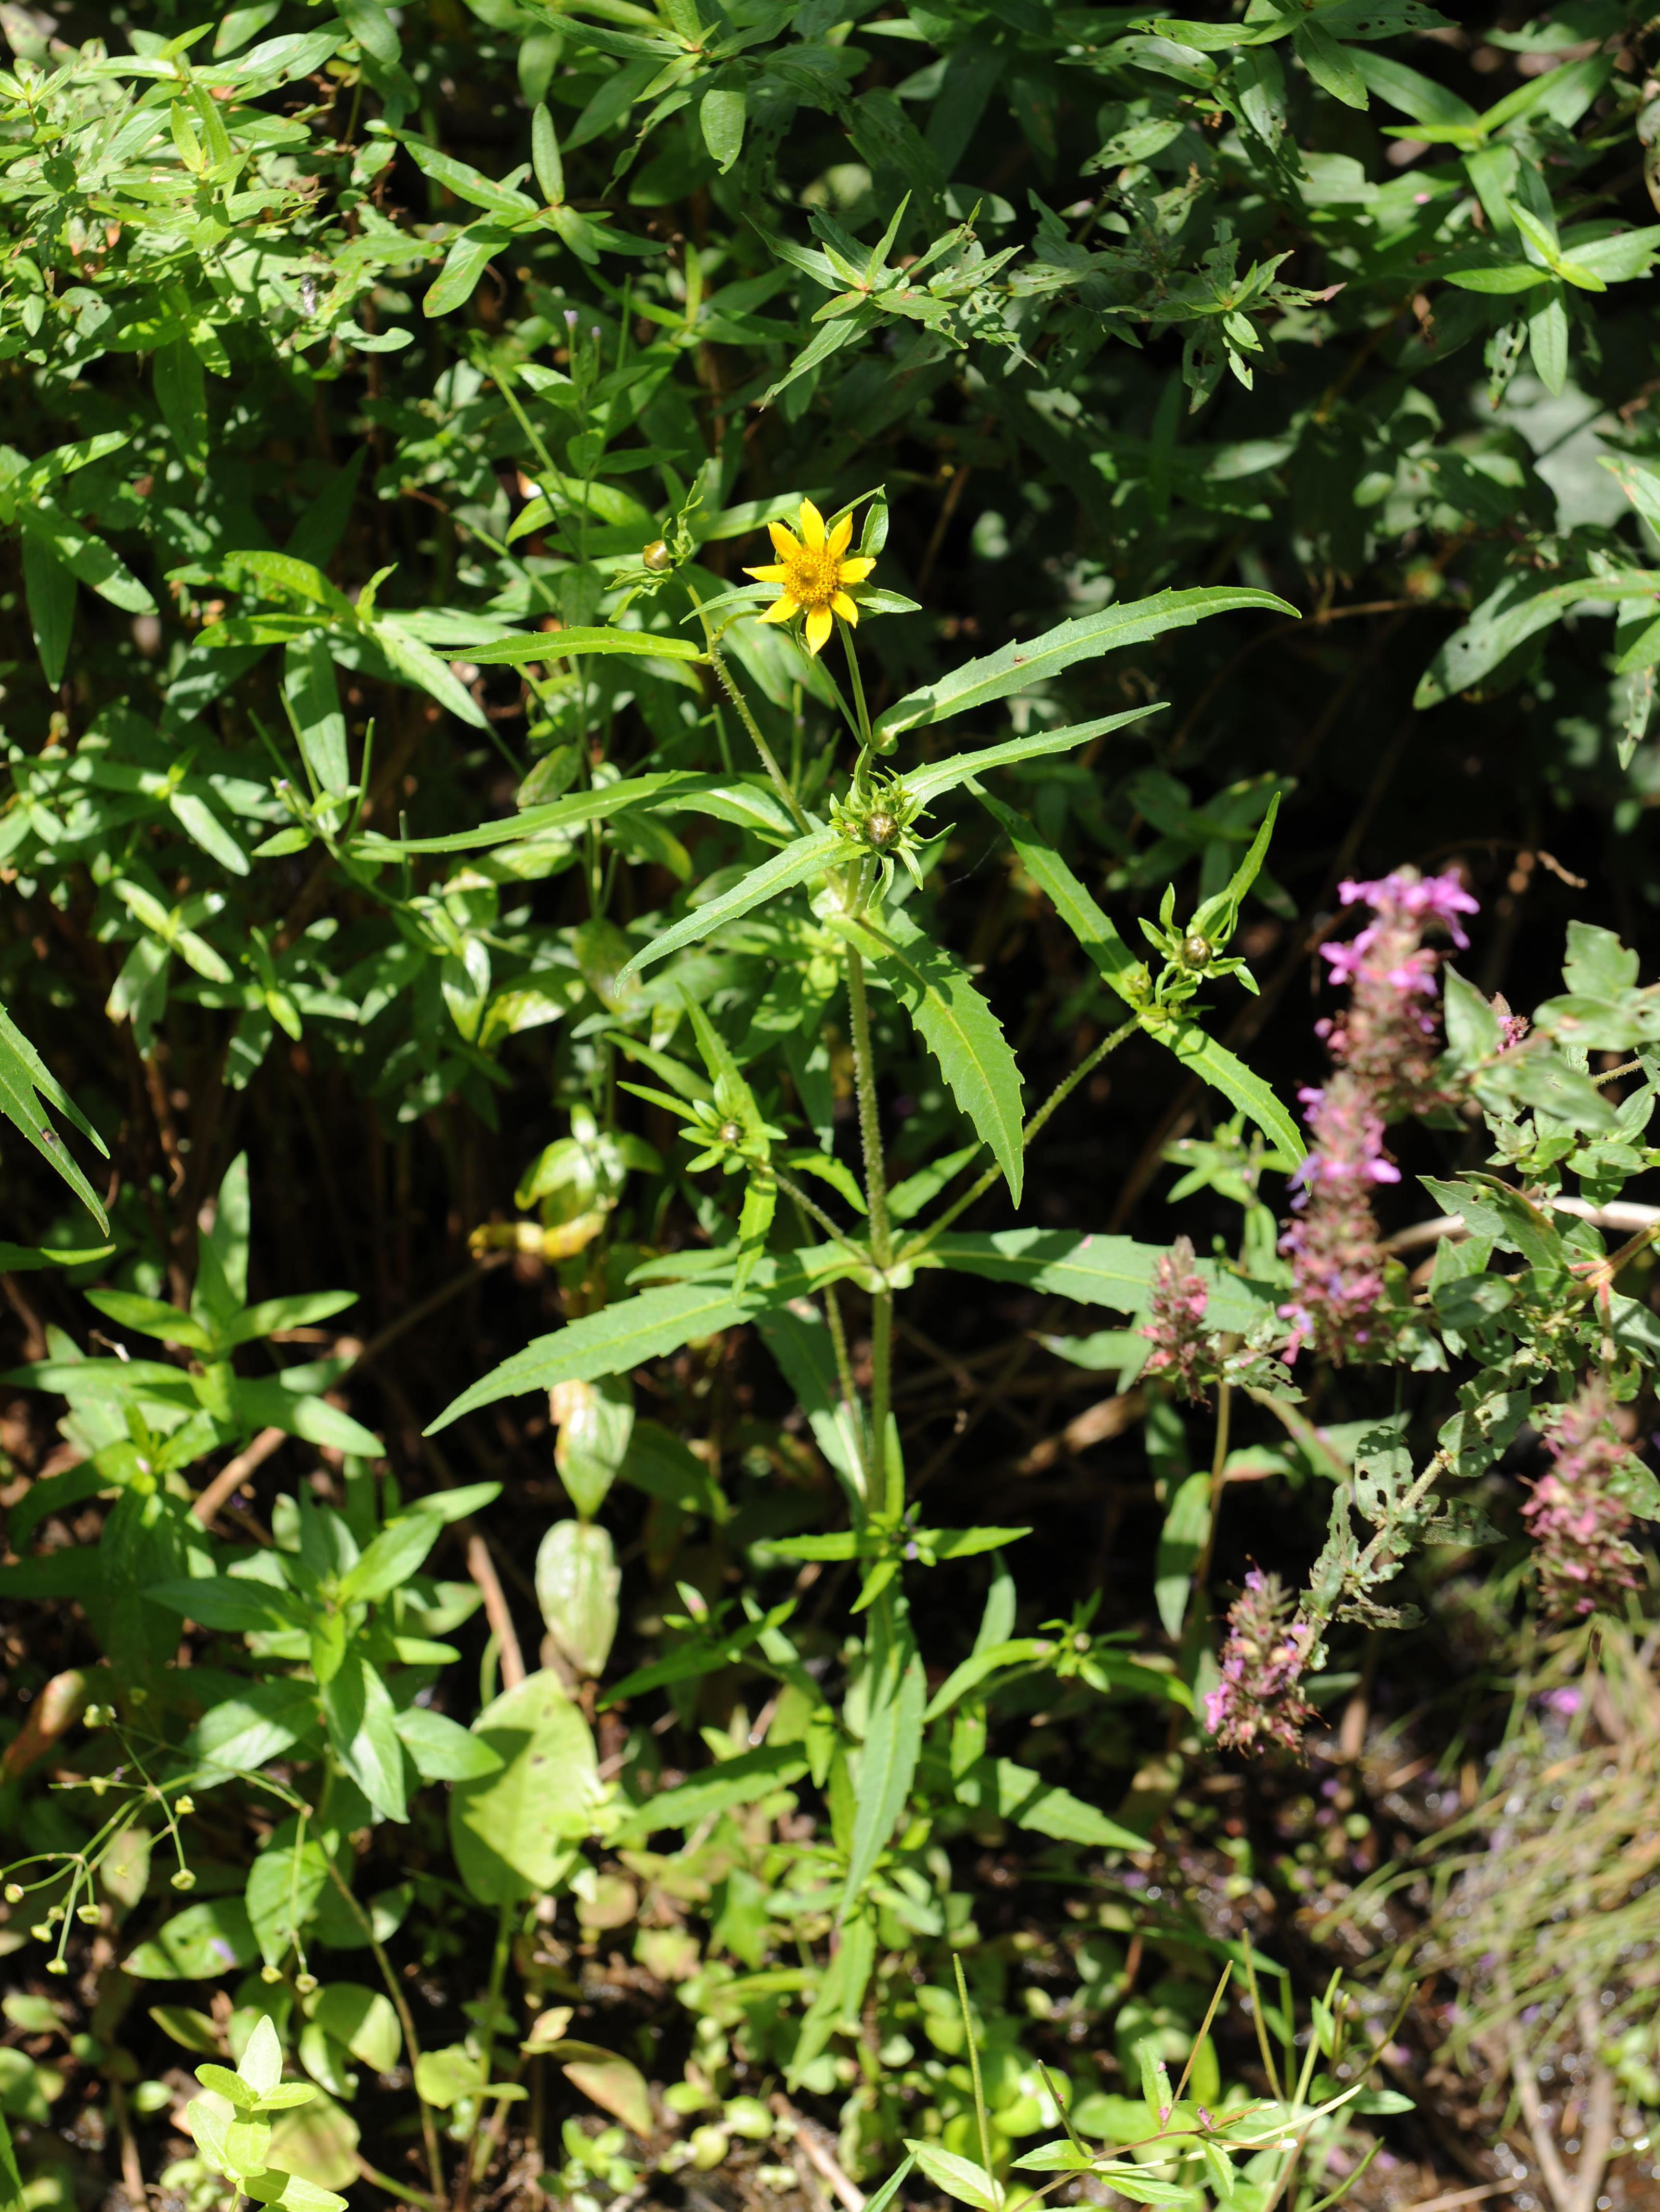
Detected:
[{"left": 782, "top": 542, "right": 844, "bottom": 611}]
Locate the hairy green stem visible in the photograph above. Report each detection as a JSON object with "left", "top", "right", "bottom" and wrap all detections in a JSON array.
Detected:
[
  {"left": 844, "top": 940, "right": 895, "bottom": 1503},
  {"left": 844, "top": 945, "right": 892, "bottom": 1271},
  {"left": 819, "top": 1279, "right": 866, "bottom": 1503},
  {"left": 871, "top": 1287, "right": 897, "bottom": 1519},
  {"left": 769, "top": 1165, "right": 870, "bottom": 1268},
  {"left": 703, "top": 637, "right": 811, "bottom": 835}
]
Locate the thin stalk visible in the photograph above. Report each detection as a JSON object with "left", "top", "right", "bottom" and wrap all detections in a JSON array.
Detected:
[
  {"left": 953, "top": 1952, "right": 997, "bottom": 2183},
  {"left": 844, "top": 942, "right": 894, "bottom": 1505},
  {"left": 491, "top": 363, "right": 558, "bottom": 484},
  {"left": 1187, "top": 1380, "right": 1234, "bottom": 1621},
  {"left": 844, "top": 945, "right": 892, "bottom": 1271},
  {"left": 697, "top": 625, "right": 811, "bottom": 834},
  {"left": 1020, "top": 1013, "right": 1142, "bottom": 1156},
  {"left": 872, "top": 1287, "right": 896, "bottom": 1519},
  {"left": 1170, "top": 1964, "right": 1232, "bottom": 2105},
  {"left": 353, "top": 2153, "right": 443, "bottom": 2212},
  {"left": 908, "top": 1016, "right": 1142, "bottom": 1251},
  {"left": 323, "top": 1857, "right": 445, "bottom": 2200},
  {"left": 1240, "top": 1932, "right": 1283, "bottom": 2099},
  {"left": 457, "top": 1902, "right": 515, "bottom": 2205},
  {"left": 842, "top": 621, "right": 873, "bottom": 759},
  {"left": 770, "top": 1165, "right": 871, "bottom": 1269}
]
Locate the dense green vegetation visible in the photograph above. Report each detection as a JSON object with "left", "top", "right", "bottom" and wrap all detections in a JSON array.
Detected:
[{"left": 2, "top": 2, "right": 1659, "bottom": 2210}]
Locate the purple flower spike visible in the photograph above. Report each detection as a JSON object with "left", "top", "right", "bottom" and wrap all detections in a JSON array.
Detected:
[
  {"left": 1523, "top": 1381, "right": 1644, "bottom": 1618},
  {"left": 1140, "top": 1234, "right": 1213, "bottom": 1402},
  {"left": 1206, "top": 1569, "right": 1317, "bottom": 1755},
  {"left": 1279, "top": 865, "right": 1478, "bottom": 1363}
]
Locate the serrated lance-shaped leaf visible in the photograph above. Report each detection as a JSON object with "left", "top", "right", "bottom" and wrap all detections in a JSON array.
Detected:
[
  {"left": 429, "top": 1253, "right": 854, "bottom": 1430},
  {"left": 618, "top": 826, "right": 841, "bottom": 981},
  {"left": 872, "top": 587, "right": 1295, "bottom": 740},
  {"left": 906, "top": 709, "right": 1155, "bottom": 806},
  {"left": 978, "top": 793, "right": 1301, "bottom": 1160},
  {"left": 459, "top": 626, "right": 707, "bottom": 665},
  {"left": 1164, "top": 1019, "right": 1304, "bottom": 1163},
  {"left": 916, "top": 1229, "right": 1273, "bottom": 1331},
  {"left": 353, "top": 772, "right": 726, "bottom": 857},
  {"left": 832, "top": 904, "right": 1024, "bottom": 1202},
  {"left": 977, "top": 789, "right": 1145, "bottom": 993}
]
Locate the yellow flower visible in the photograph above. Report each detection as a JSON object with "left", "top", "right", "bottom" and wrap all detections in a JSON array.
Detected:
[{"left": 743, "top": 498, "right": 877, "bottom": 655}]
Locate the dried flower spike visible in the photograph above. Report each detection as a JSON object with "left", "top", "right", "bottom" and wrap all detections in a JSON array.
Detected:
[
  {"left": 1206, "top": 1569, "right": 1317, "bottom": 1756},
  {"left": 1523, "top": 1381, "right": 1644, "bottom": 1619}
]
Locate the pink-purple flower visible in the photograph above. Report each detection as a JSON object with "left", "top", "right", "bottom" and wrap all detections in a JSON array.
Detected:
[
  {"left": 1279, "top": 868, "right": 1476, "bottom": 1361},
  {"left": 1140, "top": 1234, "right": 1212, "bottom": 1402},
  {"left": 1523, "top": 1382, "right": 1644, "bottom": 1619},
  {"left": 1206, "top": 1569, "right": 1317, "bottom": 1755}
]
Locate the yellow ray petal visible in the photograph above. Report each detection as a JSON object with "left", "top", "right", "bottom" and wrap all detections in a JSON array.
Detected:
[
  {"left": 756, "top": 596, "right": 797, "bottom": 625},
  {"left": 767, "top": 522, "right": 802, "bottom": 561},
  {"left": 838, "top": 556, "right": 877, "bottom": 583},
  {"left": 804, "top": 603, "right": 833, "bottom": 654},
  {"left": 798, "top": 499, "right": 826, "bottom": 549},
  {"left": 831, "top": 591, "right": 860, "bottom": 623},
  {"left": 744, "top": 563, "right": 789, "bottom": 582},
  {"left": 827, "top": 513, "right": 854, "bottom": 559}
]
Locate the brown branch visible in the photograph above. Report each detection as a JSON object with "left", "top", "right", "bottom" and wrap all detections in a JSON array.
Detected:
[
  {"left": 1383, "top": 1196, "right": 1660, "bottom": 1256},
  {"left": 1401, "top": 2185, "right": 1519, "bottom": 2212},
  {"left": 468, "top": 1532, "right": 526, "bottom": 1689},
  {"left": 192, "top": 1425, "right": 287, "bottom": 1528},
  {"left": 770, "top": 2096, "right": 866, "bottom": 2212},
  {"left": 1016, "top": 1387, "right": 1146, "bottom": 1475}
]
